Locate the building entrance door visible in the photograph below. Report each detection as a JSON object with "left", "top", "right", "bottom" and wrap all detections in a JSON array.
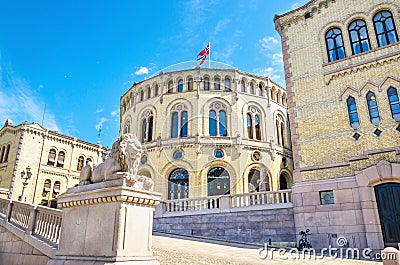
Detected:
[{"left": 374, "top": 183, "right": 400, "bottom": 247}]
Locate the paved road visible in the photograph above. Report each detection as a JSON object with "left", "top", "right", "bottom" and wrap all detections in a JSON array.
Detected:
[{"left": 152, "top": 235, "right": 383, "bottom": 265}]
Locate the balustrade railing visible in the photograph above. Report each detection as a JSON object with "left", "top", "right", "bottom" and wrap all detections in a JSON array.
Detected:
[
  {"left": 0, "top": 198, "right": 62, "bottom": 247},
  {"left": 162, "top": 189, "right": 292, "bottom": 213}
]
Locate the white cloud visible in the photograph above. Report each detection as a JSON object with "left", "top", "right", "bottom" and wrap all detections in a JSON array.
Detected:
[
  {"left": 135, "top": 66, "right": 149, "bottom": 76},
  {"left": 259, "top": 36, "right": 279, "bottom": 51},
  {"left": 213, "top": 18, "right": 231, "bottom": 35},
  {"left": 111, "top": 110, "right": 119, "bottom": 117},
  {"left": 253, "top": 67, "right": 285, "bottom": 86},
  {"left": 0, "top": 58, "right": 59, "bottom": 131},
  {"left": 94, "top": 108, "right": 104, "bottom": 114},
  {"left": 271, "top": 53, "right": 283, "bottom": 65},
  {"left": 291, "top": 0, "right": 308, "bottom": 9},
  {"left": 95, "top": 117, "right": 108, "bottom": 131}
]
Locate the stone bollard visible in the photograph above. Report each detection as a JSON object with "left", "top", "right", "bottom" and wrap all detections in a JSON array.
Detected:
[
  {"left": 47, "top": 177, "right": 161, "bottom": 265},
  {"left": 381, "top": 246, "right": 400, "bottom": 265}
]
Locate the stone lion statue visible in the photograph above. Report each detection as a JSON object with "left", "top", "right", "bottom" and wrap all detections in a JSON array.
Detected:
[{"left": 79, "top": 133, "right": 154, "bottom": 191}]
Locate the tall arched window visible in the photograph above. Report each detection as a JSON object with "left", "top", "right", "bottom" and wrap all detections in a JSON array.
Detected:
[
  {"left": 209, "top": 102, "right": 228, "bottom": 136},
  {"left": 57, "top": 151, "right": 65, "bottom": 168},
  {"left": 142, "top": 111, "right": 154, "bottom": 142},
  {"left": 325, "top": 28, "right": 346, "bottom": 62},
  {"left": 246, "top": 106, "right": 262, "bottom": 140},
  {"left": 147, "top": 86, "right": 151, "bottom": 99},
  {"left": 276, "top": 114, "right": 286, "bottom": 146},
  {"left": 3, "top": 144, "right": 10, "bottom": 163},
  {"left": 249, "top": 83, "right": 254, "bottom": 94},
  {"left": 154, "top": 84, "right": 159, "bottom": 96},
  {"left": 177, "top": 79, "right": 184, "bottom": 92},
  {"left": 187, "top": 78, "right": 193, "bottom": 91},
  {"left": 140, "top": 90, "right": 144, "bottom": 101},
  {"left": 204, "top": 77, "right": 210, "bottom": 90},
  {"left": 77, "top": 156, "right": 84, "bottom": 171},
  {"left": 214, "top": 77, "right": 220, "bottom": 90},
  {"left": 373, "top": 10, "right": 398, "bottom": 47},
  {"left": 42, "top": 179, "right": 51, "bottom": 198},
  {"left": 123, "top": 120, "right": 131, "bottom": 134},
  {"left": 171, "top": 104, "right": 188, "bottom": 138},
  {"left": 348, "top": 20, "right": 371, "bottom": 54},
  {"left": 47, "top": 149, "right": 56, "bottom": 166},
  {"left": 0, "top": 146, "right": 4, "bottom": 163},
  {"left": 168, "top": 168, "right": 189, "bottom": 200},
  {"left": 257, "top": 84, "right": 263, "bottom": 96},
  {"left": 207, "top": 167, "right": 230, "bottom": 196},
  {"left": 347, "top": 96, "right": 360, "bottom": 129},
  {"left": 388, "top": 87, "right": 400, "bottom": 121},
  {"left": 224, "top": 78, "right": 230, "bottom": 91},
  {"left": 53, "top": 181, "right": 61, "bottom": 198},
  {"left": 366, "top": 92, "right": 380, "bottom": 125},
  {"left": 240, "top": 80, "right": 245, "bottom": 92},
  {"left": 248, "top": 168, "right": 260, "bottom": 192},
  {"left": 167, "top": 80, "right": 173, "bottom": 93}
]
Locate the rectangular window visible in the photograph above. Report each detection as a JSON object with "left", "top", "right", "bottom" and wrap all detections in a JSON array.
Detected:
[{"left": 320, "top": 190, "right": 335, "bottom": 205}]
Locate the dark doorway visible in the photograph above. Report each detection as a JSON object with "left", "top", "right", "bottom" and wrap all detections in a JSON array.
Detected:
[
  {"left": 374, "top": 183, "right": 400, "bottom": 247},
  {"left": 280, "top": 174, "right": 288, "bottom": 190}
]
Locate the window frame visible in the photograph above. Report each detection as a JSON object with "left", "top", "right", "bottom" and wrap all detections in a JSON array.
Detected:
[
  {"left": 325, "top": 28, "right": 346, "bottom": 62},
  {"left": 348, "top": 20, "right": 371, "bottom": 55},
  {"left": 373, "top": 10, "right": 399, "bottom": 47}
]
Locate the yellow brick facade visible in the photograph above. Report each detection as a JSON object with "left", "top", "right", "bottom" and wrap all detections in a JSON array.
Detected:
[
  {"left": 0, "top": 120, "right": 105, "bottom": 206},
  {"left": 120, "top": 67, "right": 293, "bottom": 200}
]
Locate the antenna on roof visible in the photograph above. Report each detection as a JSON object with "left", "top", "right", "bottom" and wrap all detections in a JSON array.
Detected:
[
  {"left": 41, "top": 104, "right": 46, "bottom": 127},
  {"left": 97, "top": 126, "right": 102, "bottom": 145}
]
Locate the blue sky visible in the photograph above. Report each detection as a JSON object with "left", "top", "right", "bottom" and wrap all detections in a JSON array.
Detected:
[{"left": 0, "top": 0, "right": 308, "bottom": 147}]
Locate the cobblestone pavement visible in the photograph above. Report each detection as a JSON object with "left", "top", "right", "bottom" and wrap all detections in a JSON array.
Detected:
[{"left": 153, "top": 235, "right": 383, "bottom": 265}]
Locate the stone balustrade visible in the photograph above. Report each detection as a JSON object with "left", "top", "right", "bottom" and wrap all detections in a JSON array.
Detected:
[
  {"left": 159, "top": 189, "right": 292, "bottom": 216},
  {"left": 0, "top": 198, "right": 62, "bottom": 247}
]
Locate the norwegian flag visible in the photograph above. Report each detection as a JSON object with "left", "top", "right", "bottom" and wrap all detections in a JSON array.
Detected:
[{"left": 197, "top": 42, "right": 210, "bottom": 65}]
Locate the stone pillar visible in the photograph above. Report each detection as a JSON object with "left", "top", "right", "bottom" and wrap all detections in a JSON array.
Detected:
[{"left": 47, "top": 178, "right": 161, "bottom": 265}]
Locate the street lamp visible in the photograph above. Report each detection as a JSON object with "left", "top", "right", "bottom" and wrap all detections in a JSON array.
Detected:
[{"left": 19, "top": 166, "right": 32, "bottom": 202}]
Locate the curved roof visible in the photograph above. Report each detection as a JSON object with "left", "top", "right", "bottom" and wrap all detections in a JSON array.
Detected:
[{"left": 150, "top": 61, "right": 235, "bottom": 77}]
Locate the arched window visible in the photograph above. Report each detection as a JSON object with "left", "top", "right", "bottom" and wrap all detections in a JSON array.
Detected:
[
  {"left": 325, "top": 28, "right": 346, "bottom": 62},
  {"left": 209, "top": 102, "right": 228, "bottom": 136},
  {"left": 0, "top": 146, "right": 4, "bottom": 163},
  {"left": 3, "top": 144, "right": 10, "bottom": 163},
  {"left": 53, "top": 181, "right": 61, "bottom": 198},
  {"left": 348, "top": 20, "right": 371, "bottom": 54},
  {"left": 171, "top": 104, "right": 188, "bottom": 138},
  {"left": 207, "top": 167, "right": 230, "bottom": 196},
  {"left": 177, "top": 79, "right": 184, "bottom": 92},
  {"left": 257, "top": 84, "right": 263, "bottom": 96},
  {"left": 123, "top": 120, "right": 131, "bottom": 134},
  {"left": 279, "top": 174, "right": 290, "bottom": 190},
  {"left": 147, "top": 86, "right": 151, "bottom": 99},
  {"left": 77, "top": 156, "right": 84, "bottom": 171},
  {"left": 47, "top": 149, "right": 56, "bottom": 166},
  {"left": 276, "top": 114, "right": 286, "bottom": 146},
  {"left": 187, "top": 78, "right": 193, "bottom": 91},
  {"left": 249, "top": 83, "right": 254, "bottom": 94},
  {"left": 387, "top": 87, "right": 400, "bottom": 121},
  {"left": 347, "top": 96, "right": 360, "bottom": 129},
  {"left": 204, "top": 77, "right": 210, "bottom": 90},
  {"left": 246, "top": 106, "right": 262, "bottom": 140},
  {"left": 167, "top": 80, "right": 173, "bottom": 93},
  {"left": 366, "top": 92, "right": 380, "bottom": 125},
  {"left": 214, "top": 77, "right": 220, "bottom": 90},
  {"left": 168, "top": 168, "right": 189, "bottom": 200},
  {"left": 42, "top": 179, "right": 51, "bottom": 198},
  {"left": 240, "top": 80, "right": 245, "bottom": 92},
  {"left": 86, "top": 157, "right": 92, "bottom": 165},
  {"left": 140, "top": 90, "right": 144, "bottom": 101},
  {"left": 57, "top": 151, "right": 65, "bottom": 168},
  {"left": 142, "top": 111, "right": 154, "bottom": 142},
  {"left": 373, "top": 11, "right": 398, "bottom": 47},
  {"left": 154, "top": 84, "right": 159, "bottom": 96},
  {"left": 248, "top": 168, "right": 260, "bottom": 192},
  {"left": 224, "top": 78, "right": 230, "bottom": 91}
]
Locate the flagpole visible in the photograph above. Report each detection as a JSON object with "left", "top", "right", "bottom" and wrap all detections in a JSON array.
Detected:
[{"left": 208, "top": 40, "right": 211, "bottom": 69}]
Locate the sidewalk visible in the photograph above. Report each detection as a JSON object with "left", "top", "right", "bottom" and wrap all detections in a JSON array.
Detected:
[{"left": 152, "top": 234, "right": 383, "bottom": 265}]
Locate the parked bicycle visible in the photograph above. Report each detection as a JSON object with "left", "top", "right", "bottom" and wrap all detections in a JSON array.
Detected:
[{"left": 298, "top": 229, "right": 312, "bottom": 250}]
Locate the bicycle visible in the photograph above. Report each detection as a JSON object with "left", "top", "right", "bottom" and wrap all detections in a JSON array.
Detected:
[{"left": 298, "top": 229, "right": 312, "bottom": 250}]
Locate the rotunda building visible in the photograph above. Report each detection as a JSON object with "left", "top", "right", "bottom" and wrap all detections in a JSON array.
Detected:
[{"left": 120, "top": 63, "right": 293, "bottom": 200}]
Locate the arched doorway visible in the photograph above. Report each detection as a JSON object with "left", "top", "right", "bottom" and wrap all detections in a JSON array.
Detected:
[
  {"left": 248, "top": 168, "right": 260, "bottom": 192},
  {"left": 207, "top": 167, "right": 230, "bottom": 196},
  {"left": 374, "top": 183, "right": 400, "bottom": 247},
  {"left": 280, "top": 174, "right": 288, "bottom": 190},
  {"left": 168, "top": 168, "right": 189, "bottom": 200}
]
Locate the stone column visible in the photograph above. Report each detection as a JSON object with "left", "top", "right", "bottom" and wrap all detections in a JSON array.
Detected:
[{"left": 47, "top": 178, "right": 161, "bottom": 265}]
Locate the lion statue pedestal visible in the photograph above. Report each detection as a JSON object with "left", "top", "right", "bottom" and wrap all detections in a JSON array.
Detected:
[{"left": 47, "top": 134, "right": 161, "bottom": 265}]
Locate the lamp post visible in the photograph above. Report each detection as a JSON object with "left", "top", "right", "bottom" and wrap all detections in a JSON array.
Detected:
[{"left": 19, "top": 166, "right": 32, "bottom": 202}]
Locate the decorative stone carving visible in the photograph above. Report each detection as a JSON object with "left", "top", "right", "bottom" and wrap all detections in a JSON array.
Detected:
[{"left": 79, "top": 133, "right": 154, "bottom": 191}]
